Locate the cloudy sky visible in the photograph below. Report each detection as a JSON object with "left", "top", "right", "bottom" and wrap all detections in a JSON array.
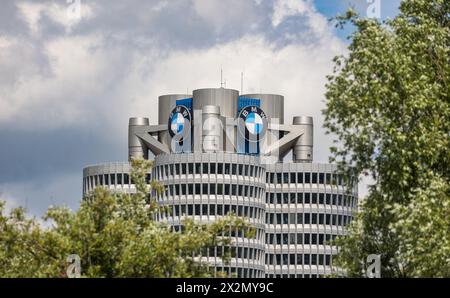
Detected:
[{"left": 0, "top": 0, "right": 401, "bottom": 217}]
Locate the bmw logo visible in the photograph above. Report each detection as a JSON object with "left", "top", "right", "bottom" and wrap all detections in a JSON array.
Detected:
[
  {"left": 168, "top": 105, "right": 191, "bottom": 138},
  {"left": 238, "top": 106, "right": 268, "bottom": 140}
]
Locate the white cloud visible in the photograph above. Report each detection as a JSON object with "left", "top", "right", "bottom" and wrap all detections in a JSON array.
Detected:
[
  {"left": 272, "top": 0, "right": 312, "bottom": 27},
  {"left": 16, "top": 1, "right": 95, "bottom": 36}
]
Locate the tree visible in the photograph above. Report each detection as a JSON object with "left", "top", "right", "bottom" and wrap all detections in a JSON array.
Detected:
[
  {"left": 0, "top": 159, "right": 254, "bottom": 277},
  {"left": 324, "top": 0, "right": 450, "bottom": 277}
]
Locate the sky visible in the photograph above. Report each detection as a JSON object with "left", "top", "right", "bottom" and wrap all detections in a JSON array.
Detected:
[{"left": 0, "top": 0, "right": 401, "bottom": 217}]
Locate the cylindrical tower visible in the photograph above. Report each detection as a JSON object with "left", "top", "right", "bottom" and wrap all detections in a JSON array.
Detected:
[
  {"left": 128, "top": 117, "right": 149, "bottom": 160},
  {"left": 158, "top": 94, "right": 191, "bottom": 150},
  {"left": 193, "top": 88, "right": 239, "bottom": 152},
  {"left": 202, "top": 105, "right": 222, "bottom": 153},
  {"left": 293, "top": 116, "right": 313, "bottom": 163},
  {"left": 154, "top": 152, "right": 266, "bottom": 278},
  {"left": 242, "top": 94, "right": 285, "bottom": 158}
]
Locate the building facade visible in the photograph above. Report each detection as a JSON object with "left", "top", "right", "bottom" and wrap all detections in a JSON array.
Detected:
[{"left": 83, "top": 87, "right": 358, "bottom": 278}]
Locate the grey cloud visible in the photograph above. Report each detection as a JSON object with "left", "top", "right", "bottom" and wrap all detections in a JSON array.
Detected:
[{"left": 0, "top": 127, "right": 125, "bottom": 184}]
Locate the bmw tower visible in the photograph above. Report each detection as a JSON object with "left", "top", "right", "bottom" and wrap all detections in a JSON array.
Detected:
[{"left": 82, "top": 87, "right": 358, "bottom": 278}]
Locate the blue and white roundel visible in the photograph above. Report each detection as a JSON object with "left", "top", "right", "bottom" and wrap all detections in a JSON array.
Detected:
[
  {"left": 168, "top": 105, "right": 191, "bottom": 138},
  {"left": 238, "top": 105, "right": 267, "bottom": 139},
  {"left": 170, "top": 113, "right": 185, "bottom": 135},
  {"left": 245, "top": 112, "right": 264, "bottom": 135}
]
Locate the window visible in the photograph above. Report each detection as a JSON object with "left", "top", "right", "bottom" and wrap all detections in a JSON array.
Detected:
[
  {"left": 225, "top": 164, "right": 230, "bottom": 175},
  {"left": 297, "top": 172, "right": 303, "bottom": 183},
  {"left": 188, "top": 163, "right": 194, "bottom": 175},
  {"left": 289, "top": 213, "right": 296, "bottom": 224},
  {"left": 218, "top": 163, "right": 223, "bottom": 174},
  {"left": 305, "top": 213, "right": 310, "bottom": 224},
  {"left": 283, "top": 173, "right": 289, "bottom": 184},
  {"left": 283, "top": 193, "right": 289, "bottom": 204},
  {"left": 312, "top": 254, "right": 317, "bottom": 265},
  {"left": 289, "top": 234, "right": 296, "bottom": 244},
  {"left": 304, "top": 234, "right": 310, "bottom": 244},
  {"left": 319, "top": 213, "right": 324, "bottom": 224},
  {"left": 312, "top": 173, "right": 317, "bottom": 184},
  {"left": 283, "top": 254, "right": 288, "bottom": 265},
  {"left": 297, "top": 193, "right": 303, "bottom": 204},
  {"left": 290, "top": 173, "right": 296, "bottom": 184},
  {"left": 319, "top": 173, "right": 324, "bottom": 184},
  {"left": 290, "top": 193, "right": 296, "bottom": 203},
  {"left": 297, "top": 233, "right": 302, "bottom": 244},
  {"left": 195, "top": 184, "right": 200, "bottom": 195},
  {"left": 304, "top": 193, "right": 310, "bottom": 204},
  {"left": 283, "top": 214, "right": 288, "bottom": 225},
  {"left": 290, "top": 254, "right": 295, "bottom": 264},
  {"left": 304, "top": 254, "right": 310, "bottom": 265},
  {"left": 312, "top": 193, "right": 317, "bottom": 204},
  {"left": 297, "top": 254, "right": 303, "bottom": 265},
  {"left": 319, "top": 193, "right": 324, "bottom": 204},
  {"left": 124, "top": 174, "right": 129, "bottom": 185},
  {"left": 305, "top": 173, "right": 311, "bottom": 184}
]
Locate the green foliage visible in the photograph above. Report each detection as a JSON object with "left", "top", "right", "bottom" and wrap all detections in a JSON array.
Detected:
[
  {"left": 324, "top": 0, "right": 450, "bottom": 277},
  {"left": 0, "top": 159, "right": 254, "bottom": 277}
]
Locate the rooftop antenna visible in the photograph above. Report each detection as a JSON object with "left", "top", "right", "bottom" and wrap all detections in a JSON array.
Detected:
[
  {"left": 220, "top": 68, "right": 224, "bottom": 88},
  {"left": 241, "top": 72, "right": 244, "bottom": 94}
]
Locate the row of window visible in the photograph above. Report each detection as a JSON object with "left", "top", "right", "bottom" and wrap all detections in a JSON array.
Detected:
[
  {"left": 266, "top": 253, "right": 334, "bottom": 266},
  {"left": 266, "top": 192, "right": 356, "bottom": 208},
  {"left": 176, "top": 245, "right": 265, "bottom": 262},
  {"left": 171, "top": 225, "right": 265, "bottom": 241},
  {"left": 157, "top": 183, "right": 264, "bottom": 200},
  {"left": 83, "top": 173, "right": 151, "bottom": 191},
  {"left": 266, "top": 212, "right": 353, "bottom": 226},
  {"left": 265, "top": 232, "right": 339, "bottom": 245},
  {"left": 158, "top": 203, "right": 265, "bottom": 220},
  {"left": 215, "top": 267, "right": 264, "bottom": 278},
  {"left": 154, "top": 162, "right": 264, "bottom": 180},
  {"left": 266, "top": 172, "right": 356, "bottom": 187}
]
